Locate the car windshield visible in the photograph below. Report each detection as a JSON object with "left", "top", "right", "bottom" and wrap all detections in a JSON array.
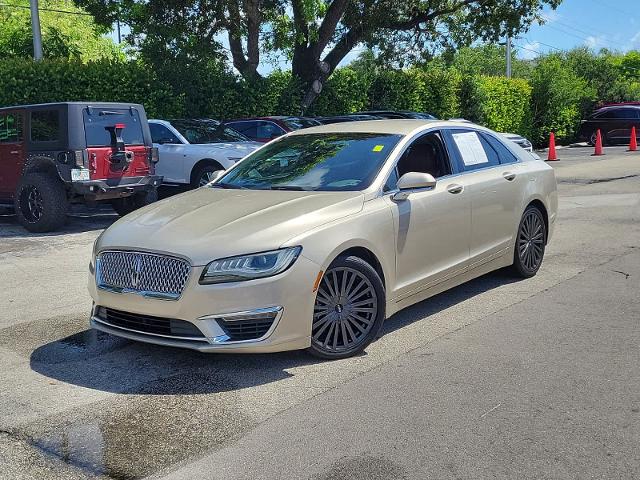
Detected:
[
  {"left": 215, "top": 133, "right": 402, "bottom": 191},
  {"left": 170, "top": 120, "right": 249, "bottom": 143},
  {"left": 281, "top": 117, "right": 322, "bottom": 130}
]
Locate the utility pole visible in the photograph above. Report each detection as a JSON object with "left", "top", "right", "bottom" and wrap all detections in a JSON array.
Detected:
[
  {"left": 506, "top": 36, "right": 512, "bottom": 78},
  {"left": 30, "top": 0, "right": 43, "bottom": 60}
]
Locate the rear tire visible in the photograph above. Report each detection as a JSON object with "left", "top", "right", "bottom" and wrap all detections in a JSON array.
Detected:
[
  {"left": 111, "top": 188, "right": 158, "bottom": 217},
  {"left": 307, "top": 255, "right": 386, "bottom": 360},
  {"left": 511, "top": 206, "right": 547, "bottom": 278},
  {"left": 14, "top": 173, "right": 68, "bottom": 233}
]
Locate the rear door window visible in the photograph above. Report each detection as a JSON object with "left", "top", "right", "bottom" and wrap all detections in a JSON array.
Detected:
[
  {"left": 30, "top": 110, "right": 59, "bottom": 142},
  {"left": 83, "top": 108, "right": 145, "bottom": 147},
  {"left": 481, "top": 133, "right": 519, "bottom": 164},
  {"left": 256, "top": 121, "right": 285, "bottom": 139},
  {"left": 617, "top": 108, "right": 640, "bottom": 119},
  {"left": 448, "top": 129, "right": 501, "bottom": 172},
  {"left": 0, "top": 113, "right": 22, "bottom": 143}
]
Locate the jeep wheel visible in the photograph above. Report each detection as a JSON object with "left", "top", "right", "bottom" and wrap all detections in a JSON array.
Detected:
[
  {"left": 111, "top": 188, "right": 158, "bottom": 217},
  {"left": 14, "top": 173, "right": 68, "bottom": 233}
]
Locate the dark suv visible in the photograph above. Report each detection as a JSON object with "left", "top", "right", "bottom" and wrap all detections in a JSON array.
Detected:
[
  {"left": 0, "top": 102, "right": 162, "bottom": 232},
  {"left": 578, "top": 104, "right": 640, "bottom": 145}
]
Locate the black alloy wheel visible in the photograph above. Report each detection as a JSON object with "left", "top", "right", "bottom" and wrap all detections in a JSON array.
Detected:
[
  {"left": 512, "top": 206, "right": 547, "bottom": 278},
  {"left": 14, "top": 172, "right": 68, "bottom": 233},
  {"left": 308, "top": 256, "right": 385, "bottom": 359}
]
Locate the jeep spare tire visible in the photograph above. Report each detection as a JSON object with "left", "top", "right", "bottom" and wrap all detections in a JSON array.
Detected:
[
  {"left": 111, "top": 188, "right": 158, "bottom": 217},
  {"left": 14, "top": 173, "right": 68, "bottom": 233}
]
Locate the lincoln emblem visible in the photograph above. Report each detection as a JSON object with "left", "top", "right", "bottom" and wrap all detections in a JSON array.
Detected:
[{"left": 131, "top": 255, "right": 142, "bottom": 288}]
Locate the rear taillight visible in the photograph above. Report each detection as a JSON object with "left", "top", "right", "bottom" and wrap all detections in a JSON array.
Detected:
[
  {"left": 74, "top": 150, "right": 87, "bottom": 168},
  {"left": 150, "top": 146, "right": 159, "bottom": 163}
]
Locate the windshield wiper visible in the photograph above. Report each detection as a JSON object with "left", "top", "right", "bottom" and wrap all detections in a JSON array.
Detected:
[
  {"left": 270, "top": 185, "right": 311, "bottom": 191},
  {"left": 210, "top": 182, "right": 244, "bottom": 189}
]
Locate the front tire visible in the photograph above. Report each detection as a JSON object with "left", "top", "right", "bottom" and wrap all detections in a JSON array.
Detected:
[
  {"left": 511, "top": 206, "right": 547, "bottom": 278},
  {"left": 14, "top": 173, "right": 68, "bottom": 232},
  {"left": 307, "top": 256, "right": 386, "bottom": 360},
  {"left": 191, "top": 163, "right": 223, "bottom": 189},
  {"left": 111, "top": 188, "right": 158, "bottom": 216}
]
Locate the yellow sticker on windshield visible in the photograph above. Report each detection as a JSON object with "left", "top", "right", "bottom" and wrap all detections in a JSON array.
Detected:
[{"left": 373, "top": 145, "right": 384, "bottom": 152}]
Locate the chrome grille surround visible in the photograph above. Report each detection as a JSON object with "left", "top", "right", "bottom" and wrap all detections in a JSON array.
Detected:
[{"left": 96, "top": 250, "right": 191, "bottom": 300}]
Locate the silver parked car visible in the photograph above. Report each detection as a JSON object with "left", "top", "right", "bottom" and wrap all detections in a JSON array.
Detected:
[
  {"left": 89, "top": 120, "right": 558, "bottom": 359},
  {"left": 149, "top": 119, "right": 261, "bottom": 188}
]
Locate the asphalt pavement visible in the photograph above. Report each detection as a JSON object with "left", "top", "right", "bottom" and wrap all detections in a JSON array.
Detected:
[{"left": 1, "top": 145, "right": 639, "bottom": 479}]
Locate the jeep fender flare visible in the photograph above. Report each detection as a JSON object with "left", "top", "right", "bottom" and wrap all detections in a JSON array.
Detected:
[{"left": 22, "top": 155, "right": 66, "bottom": 184}]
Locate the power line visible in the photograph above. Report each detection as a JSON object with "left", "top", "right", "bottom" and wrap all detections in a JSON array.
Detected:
[{"left": 0, "top": 2, "right": 92, "bottom": 16}]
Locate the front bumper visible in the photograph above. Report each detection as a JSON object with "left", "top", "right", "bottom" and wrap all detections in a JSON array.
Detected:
[
  {"left": 88, "top": 253, "right": 319, "bottom": 353},
  {"left": 72, "top": 175, "right": 163, "bottom": 200}
]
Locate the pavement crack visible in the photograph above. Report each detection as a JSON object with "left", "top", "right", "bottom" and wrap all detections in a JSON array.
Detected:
[{"left": 611, "top": 269, "right": 630, "bottom": 279}]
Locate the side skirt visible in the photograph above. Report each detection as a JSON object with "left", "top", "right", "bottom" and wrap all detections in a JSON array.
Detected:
[{"left": 387, "top": 252, "right": 513, "bottom": 317}]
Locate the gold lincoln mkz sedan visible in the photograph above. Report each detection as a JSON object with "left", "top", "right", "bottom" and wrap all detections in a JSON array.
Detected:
[{"left": 89, "top": 120, "right": 557, "bottom": 359}]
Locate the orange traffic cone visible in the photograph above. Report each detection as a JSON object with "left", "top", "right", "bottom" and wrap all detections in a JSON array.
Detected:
[
  {"left": 593, "top": 129, "right": 604, "bottom": 156},
  {"left": 629, "top": 126, "right": 637, "bottom": 152},
  {"left": 547, "top": 132, "right": 558, "bottom": 161}
]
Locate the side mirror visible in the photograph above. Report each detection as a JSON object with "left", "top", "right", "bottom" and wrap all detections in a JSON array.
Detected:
[{"left": 392, "top": 172, "right": 437, "bottom": 201}]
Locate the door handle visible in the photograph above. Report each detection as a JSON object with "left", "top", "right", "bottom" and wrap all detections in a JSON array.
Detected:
[
  {"left": 447, "top": 184, "right": 464, "bottom": 194},
  {"left": 502, "top": 172, "right": 516, "bottom": 181},
  {"left": 9, "top": 150, "right": 19, "bottom": 155}
]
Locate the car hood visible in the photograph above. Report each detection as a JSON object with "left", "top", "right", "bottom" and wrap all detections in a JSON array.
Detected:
[
  {"left": 97, "top": 188, "right": 364, "bottom": 265},
  {"left": 187, "top": 142, "right": 261, "bottom": 158}
]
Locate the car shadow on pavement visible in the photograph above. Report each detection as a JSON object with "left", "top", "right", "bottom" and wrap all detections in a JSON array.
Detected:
[
  {"left": 28, "top": 269, "right": 521, "bottom": 396},
  {"left": 381, "top": 268, "right": 521, "bottom": 337},
  {"left": 0, "top": 205, "right": 117, "bottom": 238}
]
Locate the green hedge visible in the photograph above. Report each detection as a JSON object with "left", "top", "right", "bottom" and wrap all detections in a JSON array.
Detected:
[
  {"left": 461, "top": 76, "right": 532, "bottom": 137},
  {"left": 0, "top": 57, "right": 605, "bottom": 144},
  {"left": 0, "top": 58, "right": 183, "bottom": 118}
]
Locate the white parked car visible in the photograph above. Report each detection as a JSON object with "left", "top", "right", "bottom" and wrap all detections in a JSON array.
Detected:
[{"left": 149, "top": 119, "right": 261, "bottom": 188}]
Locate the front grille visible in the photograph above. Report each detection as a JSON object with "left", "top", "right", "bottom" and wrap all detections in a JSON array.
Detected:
[
  {"left": 217, "top": 318, "right": 275, "bottom": 341},
  {"left": 97, "top": 307, "right": 206, "bottom": 340},
  {"left": 97, "top": 251, "right": 190, "bottom": 300}
]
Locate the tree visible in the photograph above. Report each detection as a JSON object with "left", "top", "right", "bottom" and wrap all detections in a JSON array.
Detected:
[
  {"left": 77, "top": 0, "right": 562, "bottom": 109},
  {"left": 0, "top": 0, "right": 123, "bottom": 61}
]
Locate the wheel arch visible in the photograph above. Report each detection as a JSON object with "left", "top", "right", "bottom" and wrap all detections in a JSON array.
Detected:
[
  {"left": 333, "top": 246, "right": 386, "bottom": 288},
  {"left": 23, "top": 156, "right": 64, "bottom": 183},
  {"left": 525, "top": 199, "right": 549, "bottom": 244},
  {"left": 189, "top": 158, "right": 225, "bottom": 185}
]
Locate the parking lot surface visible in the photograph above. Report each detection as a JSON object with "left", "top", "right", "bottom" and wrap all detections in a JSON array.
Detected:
[{"left": 1, "top": 146, "right": 639, "bottom": 479}]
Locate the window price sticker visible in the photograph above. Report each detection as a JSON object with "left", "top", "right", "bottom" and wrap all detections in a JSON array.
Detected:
[{"left": 452, "top": 132, "right": 488, "bottom": 166}]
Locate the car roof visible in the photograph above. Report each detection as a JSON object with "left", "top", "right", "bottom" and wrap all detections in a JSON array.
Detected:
[
  {"left": 595, "top": 105, "right": 640, "bottom": 112},
  {"left": 0, "top": 101, "right": 143, "bottom": 112},
  {"left": 288, "top": 119, "right": 483, "bottom": 136}
]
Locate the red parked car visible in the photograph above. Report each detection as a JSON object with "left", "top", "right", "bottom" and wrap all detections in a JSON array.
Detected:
[
  {"left": 225, "top": 116, "right": 321, "bottom": 143},
  {"left": 0, "top": 102, "right": 161, "bottom": 232}
]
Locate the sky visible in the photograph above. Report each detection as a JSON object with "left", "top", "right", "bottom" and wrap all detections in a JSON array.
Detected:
[
  {"left": 108, "top": 0, "right": 640, "bottom": 71},
  {"left": 516, "top": 0, "right": 640, "bottom": 59}
]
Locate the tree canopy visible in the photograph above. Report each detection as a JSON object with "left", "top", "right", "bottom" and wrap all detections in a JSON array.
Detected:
[
  {"left": 0, "top": 0, "right": 123, "bottom": 61},
  {"left": 76, "top": 0, "right": 562, "bottom": 108}
]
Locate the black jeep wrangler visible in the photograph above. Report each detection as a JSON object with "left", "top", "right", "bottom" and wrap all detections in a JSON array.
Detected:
[{"left": 0, "top": 102, "right": 162, "bottom": 232}]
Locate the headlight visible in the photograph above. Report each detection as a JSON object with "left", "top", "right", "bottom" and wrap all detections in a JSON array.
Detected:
[{"left": 199, "top": 247, "right": 302, "bottom": 284}]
